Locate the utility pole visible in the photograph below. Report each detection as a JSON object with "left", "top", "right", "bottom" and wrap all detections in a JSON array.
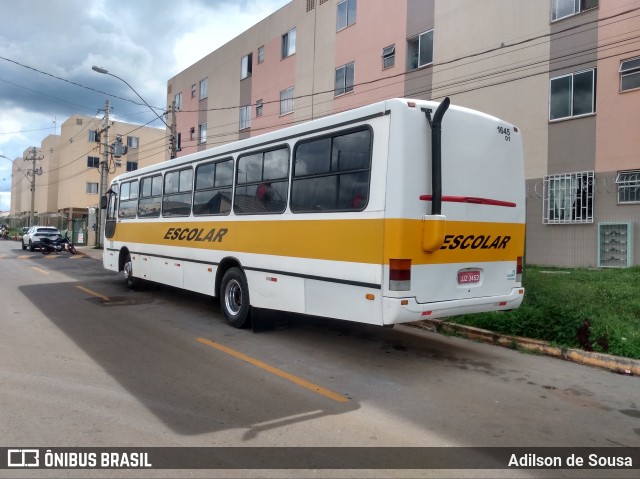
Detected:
[
  {"left": 95, "top": 99, "right": 110, "bottom": 247},
  {"left": 26, "top": 146, "right": 42, "bottom": 227},
  {"left": 170, "top": 100, "right": 177, "bottom": 159}
]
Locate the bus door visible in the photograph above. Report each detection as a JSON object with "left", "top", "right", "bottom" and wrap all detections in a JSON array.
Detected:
[{"left": 104, "top": 185, "right": 118, "bottom": 239}]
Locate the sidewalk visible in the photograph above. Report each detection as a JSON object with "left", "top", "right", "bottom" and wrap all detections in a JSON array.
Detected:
[
  {"left": 411, "top": 319, "right": 640, "bottom": 376},
  {"left": 74, "top": 245, "right": 104, "bottom": 260}
]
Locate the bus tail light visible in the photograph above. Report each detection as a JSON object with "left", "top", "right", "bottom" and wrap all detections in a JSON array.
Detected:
[
  {"left": 516, "top": 256, "right": 523, "bottom": 282},
  {"left": 390, "top": 259, "right": 411, "bottom": 291}
]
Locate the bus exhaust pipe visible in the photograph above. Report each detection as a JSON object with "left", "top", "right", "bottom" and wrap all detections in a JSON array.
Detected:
[
  {"left": 428, "top": 97, "right": 450, "bottom": 216},
  {"left": 420, "top": 97, "right": 450, "bottom": 253}
]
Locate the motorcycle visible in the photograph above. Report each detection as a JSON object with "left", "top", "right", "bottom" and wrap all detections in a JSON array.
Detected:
[{"left": 39, "top": 234, "right": 78, "bottom": 255}]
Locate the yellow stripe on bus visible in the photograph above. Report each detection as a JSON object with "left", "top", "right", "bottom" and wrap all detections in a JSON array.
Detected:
[{"left": 110, "top": 219, "right": 524, "bottom": 265}]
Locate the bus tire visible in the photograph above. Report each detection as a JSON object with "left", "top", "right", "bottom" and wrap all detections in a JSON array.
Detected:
[
  {"left": 123, "top": 253, "right": 136, "bottom": 289},
  {"left": 220, "top": 267, "right": 251, "bottom": 328}
]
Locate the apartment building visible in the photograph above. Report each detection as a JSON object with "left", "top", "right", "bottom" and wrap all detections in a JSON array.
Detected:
[
  {"left": 166, "top": 0, "right": 640, "bottom": 268},
  {"left": 10, "top": 114, "right": 165, "bottom": 243}
]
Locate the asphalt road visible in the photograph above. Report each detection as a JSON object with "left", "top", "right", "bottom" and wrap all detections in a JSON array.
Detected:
[{"left": 0, "top": 239, "right": 638, "bottom": 478}]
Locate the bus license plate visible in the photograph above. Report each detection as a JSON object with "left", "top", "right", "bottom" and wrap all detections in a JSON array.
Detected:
[{"left": 458, "top": 270, "right": 481, "bottom": 284}]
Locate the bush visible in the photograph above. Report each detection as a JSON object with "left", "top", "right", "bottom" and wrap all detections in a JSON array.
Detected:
[{"left": 452, "top": 266, "right": 640, "bottom": 359}]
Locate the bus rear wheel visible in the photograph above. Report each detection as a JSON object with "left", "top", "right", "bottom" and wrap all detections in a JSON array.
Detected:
[{"left": 220, "top": 267, "right": 251, "bottom": 328}]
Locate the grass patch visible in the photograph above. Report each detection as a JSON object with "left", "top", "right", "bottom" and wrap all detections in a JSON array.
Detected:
[{"left": 451, "top": 266, "right": 640, "bottom": 360}]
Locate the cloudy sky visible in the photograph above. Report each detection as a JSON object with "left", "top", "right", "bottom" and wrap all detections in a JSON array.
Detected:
[{"left": 0, "top": 0, "right": 290, "bottom": 211}]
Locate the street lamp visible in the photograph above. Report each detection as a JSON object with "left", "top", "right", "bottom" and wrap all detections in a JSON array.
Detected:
[{"left": 91, "top": 66, "right": 169, "bottom": 128}]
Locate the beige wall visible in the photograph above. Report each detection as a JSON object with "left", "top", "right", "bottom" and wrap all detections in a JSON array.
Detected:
[
  {"left": 432, "top": 0, "right": 551, "bottom": 181},
  {"left": 595, "top": 0, "right": 640, "bottom": 173}
]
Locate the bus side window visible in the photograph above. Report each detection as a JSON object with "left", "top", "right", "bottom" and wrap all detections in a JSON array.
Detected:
[
  {"left": 118, "top": 180, "right": 138, "bottom": 218},
  {"left": 163, "top": 168, "right": 193, "bottom": 217},
  {"left": 291, "top": 128, "right": 371, "bottom": 212},
  {"left": 234, "top": 147, "right": 289, "bottom": 214},
  {"left": 194, "top": 158, "right": 233, "bottom": 216},
  {"left": 138, "top": 175, "right": 162, "bottom": 218}
]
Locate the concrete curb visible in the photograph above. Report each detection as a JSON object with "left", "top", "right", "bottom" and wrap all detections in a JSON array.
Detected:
[
  {"left": 74, "top": 246, "right": 103, "bottom": 260},
  {"left": 411, "top": 319, "right": 640, "bottom": 377}
]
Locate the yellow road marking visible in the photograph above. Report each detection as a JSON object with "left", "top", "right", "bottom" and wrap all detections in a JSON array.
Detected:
[
  {"left": 75, "top": 285, "right": 111, "bottom": 302},
  {"left": 18, "top": 255, "right": 32, "bottom": 259},
  {"left": 196, "top": 337, "right": 349, "bottom": 403},
  {"left": 43, "top": 255, "right": 58, "bottom": 259},
  {"left": 30, "top": 266, "right": 49, "bottom": 275}
]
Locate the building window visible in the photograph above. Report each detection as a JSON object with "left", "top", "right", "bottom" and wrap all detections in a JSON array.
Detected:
[
  {"left": 620, "top": 57, "right": 640, "bottom": 92},
  {"left": 382, "top": 45, "right": 395, "bottom": 69},
  {"left": 241, "top": 53, "right": 252, "bottom": 79},
  {"left": 126, "top": 161, "right": 138, "bottom": 172},
  {"left": 175, "top": 92, "right": 182, "bottom": 110},
  {"left": 240, "top": 105, "right": 251, "bottom": 130},
  {"left": 543, "top": 171, "right": 594, "bottom": 224},
  {"left": 408, "top": 29, "right": 433, "bottom": 70},
  {"left": 549, "top": 69, "right": 596, "bottom": 120},
  {"left": 191, "top": 84, "right": 197, "bottom": 98},
  {"left": 88, "top": 130, "right": 99, "bottom": 143},
  {"left": 552, "top": 0, "right": 598, "bottom": 21},
  {"left": 190, "top": 127, "right": 195, "bottom": 141},
  {"left": 86, "top": 182, "right": 99, "bottom": 194},
  {"left": 337, "top": 0, "right": 356, "bottom": 31},
  {"left": 198, "top": 122, "right": 207, "bottom": 144},
  {"left": 127, "top": 136, "right": 139, "bottom": 149},
  {"left": 256, "top": 99, "right": 263, "bottom": 117},
  {"left": 616, "top": 171, "right": 640, "bottom": 204},
  {"left": 87, "top": 156, "right": 100, "bottom": 168},
  {"left": 280, "top": 87, "right": 294, "bottom": 115},
  {"left": 282, "top": 28, "right": 296, "bottom": 59},
  {"left": 199, "top": 78, "right": 208, "bottom": 100},
  {"left": 258, "top": 46, "right": 265, "bottom": 64},
  {"left": 335, "top": 62, "right": 355, "bottom": 96}
]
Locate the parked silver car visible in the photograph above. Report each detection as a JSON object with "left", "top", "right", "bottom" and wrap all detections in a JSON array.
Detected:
[{"left": 21, "top": 226, "right": 62, "bottom": 251}]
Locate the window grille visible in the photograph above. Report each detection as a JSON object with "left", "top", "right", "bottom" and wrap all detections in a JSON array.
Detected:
[
  {"left": 598, "top": 223, "right": 633, "bottom": 268},
  {"left": 615, "top": 170, "right": 640, "bottom": 203},
  {"left": 543, "top": 171, "right": 594, "bottom": 224}
]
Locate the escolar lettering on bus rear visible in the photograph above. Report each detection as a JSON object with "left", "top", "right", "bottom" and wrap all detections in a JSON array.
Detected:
[
  {"left": 440, "top": 234, "right": 511, "bottom": 250},
  {"left": 163, "top": 227, "right": 228, "bottom": 243}
]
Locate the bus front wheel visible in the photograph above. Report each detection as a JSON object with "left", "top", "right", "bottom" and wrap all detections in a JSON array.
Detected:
[
  {"left": 123, "top": 253, "right": 136, "bottom": 289},
  {"left": 220, "top": 267, "right": 251, "bottom": 328}
]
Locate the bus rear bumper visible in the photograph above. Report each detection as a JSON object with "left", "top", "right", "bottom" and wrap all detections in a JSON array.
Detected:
[{"left": 382, "top": 287, "right": 525, "bottom": 325}]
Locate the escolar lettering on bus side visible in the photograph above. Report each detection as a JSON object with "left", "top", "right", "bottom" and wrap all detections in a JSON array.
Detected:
[
  {"left": 163, "top": 227, "right": 228, "bottom": 243},
  {"left": 440, "top": 234, "right": 511, "bottom": 250}
]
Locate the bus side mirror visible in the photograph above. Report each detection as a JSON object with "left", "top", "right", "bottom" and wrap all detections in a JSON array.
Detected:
[{"left": 100, "top": 195, "right": 108, "bottom": 209}]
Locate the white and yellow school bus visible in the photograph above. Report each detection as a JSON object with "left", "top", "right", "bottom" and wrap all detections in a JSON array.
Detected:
[{"left": 103, "top": 98, "right": 525, "bottom": 328}]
